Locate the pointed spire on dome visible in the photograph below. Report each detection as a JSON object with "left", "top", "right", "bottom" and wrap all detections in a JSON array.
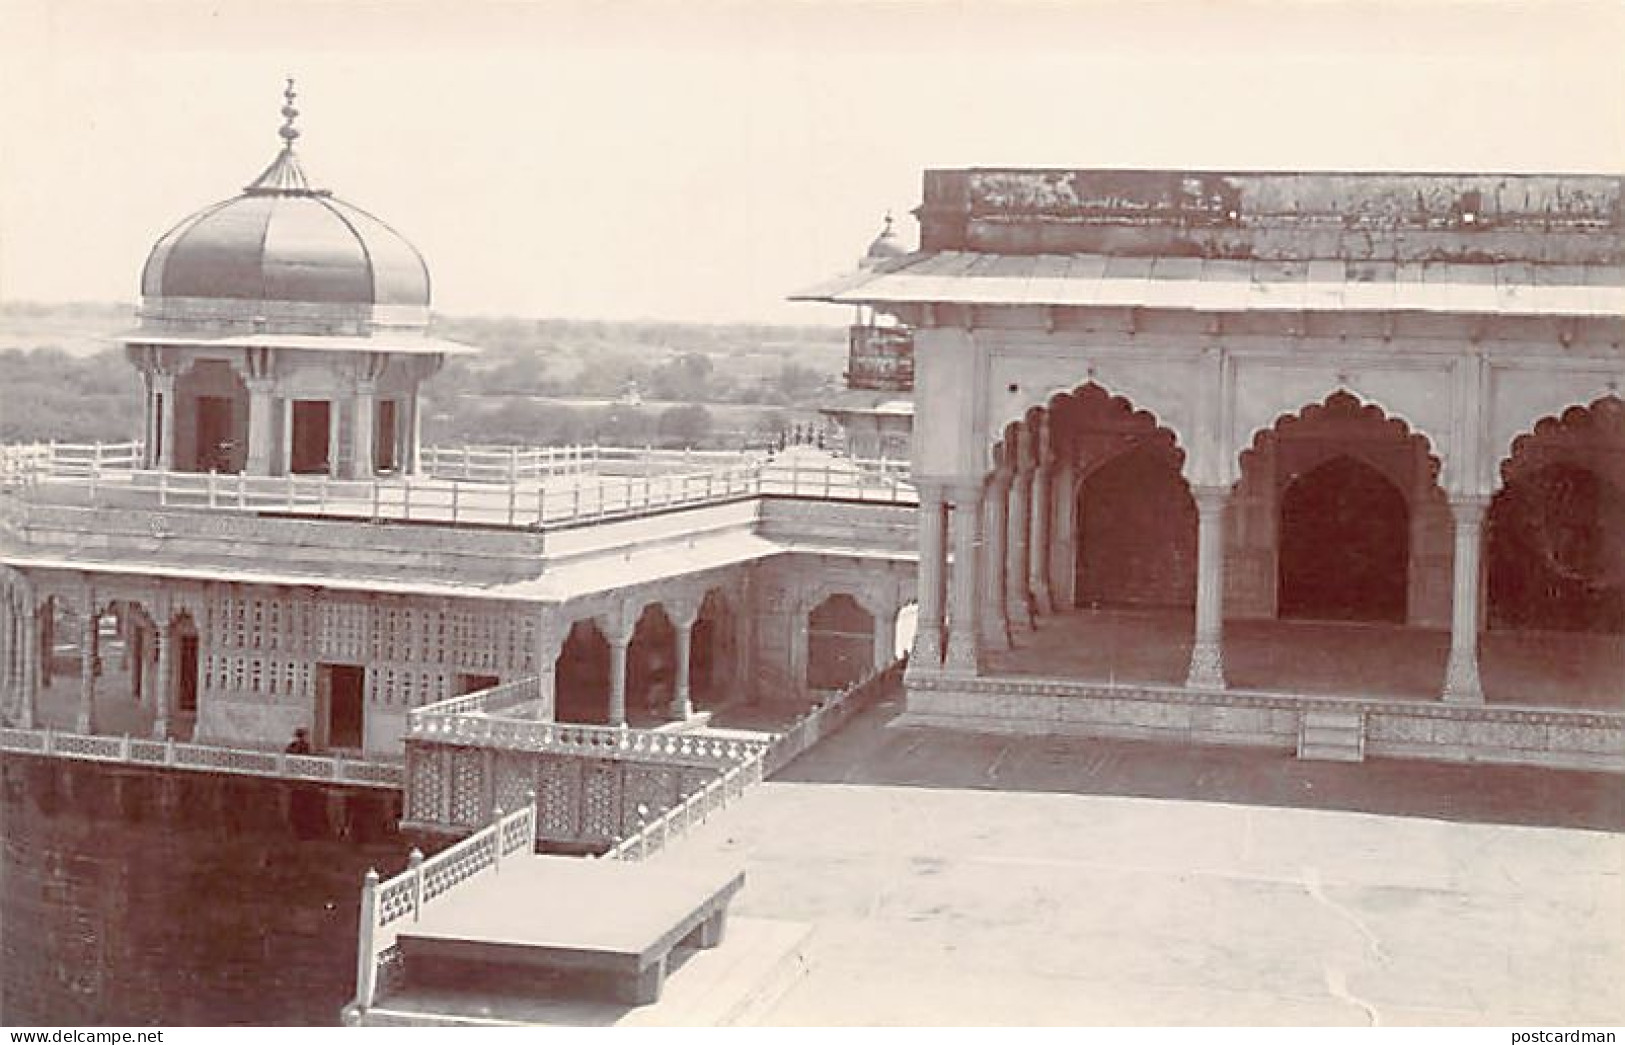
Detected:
[{"left": 245, "top": 78, "right": 320, "bottom": 195}]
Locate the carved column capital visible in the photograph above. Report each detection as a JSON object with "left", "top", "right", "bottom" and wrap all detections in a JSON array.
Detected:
[
  {"left": 1448, "top": 494, "right": 1489, "bottom": 528},
  {"left": 1189, "top": 483, "right": 1231, "bottom": 515}
]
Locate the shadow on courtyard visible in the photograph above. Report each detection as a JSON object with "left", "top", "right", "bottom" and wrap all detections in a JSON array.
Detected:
[{"left": 774, "top": 688, "right": 1625, "bottom": 834}]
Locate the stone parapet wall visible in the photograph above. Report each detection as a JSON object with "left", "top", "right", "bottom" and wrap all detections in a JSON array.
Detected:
[
  {"left": 2, "top": 499, "right": 547, "bottom": 586},
  {"left": 905, "top": 671, "right": 1625, "bottom": 773},
  {"left": 402, "top": 741, "right": 721, "bottom": 849},
  {"left": 755, "top": 498, "right": 917, "bottom": 554}
]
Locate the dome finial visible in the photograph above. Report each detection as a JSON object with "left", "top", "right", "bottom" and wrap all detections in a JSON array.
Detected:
[
  {"left": 279, "top": 77, "right": 301, "bottom": 148},
  {"left": 246, "top": 78, "right": 315, "bottom": 194}
]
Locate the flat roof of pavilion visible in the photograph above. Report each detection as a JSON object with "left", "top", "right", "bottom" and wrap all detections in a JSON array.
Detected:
[
  {"left": 0, "top": 515, "right": 910, "bottom": 605},
  {"left": 115, "top": 330, "right": 480, "bottom": 356},
  {"left": 795, "top": 253, "right": 1625, "bottom": 317}
]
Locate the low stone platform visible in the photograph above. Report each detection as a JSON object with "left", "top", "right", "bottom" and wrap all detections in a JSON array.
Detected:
[
  {"left": 391, "top": 855, "right": 744, "bottom": 1009},
  {"left": 907, "top": 669, "right": 1625, "bottom": 772},
  {"left": 363, "top": 916, "right": 811, "bottom": 1027}
]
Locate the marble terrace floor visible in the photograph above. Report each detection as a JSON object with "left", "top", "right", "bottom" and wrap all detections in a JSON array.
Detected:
[{"left": 982, "top": 608, "right": 1625, "bottom": 711}]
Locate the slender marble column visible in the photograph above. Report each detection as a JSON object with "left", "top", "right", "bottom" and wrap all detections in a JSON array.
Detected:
[
  {"left": 407, "top": 386, "right": 424, "bottom": 475},
  {"left": 281, "top": 398, "right": 295, "bottom": 475},
  {"left": 19, "top": 600, "right": 37, "bottom": 728},
  {"left": 350, "top": 381, "right": 377, "bottom": 479},
  {"left": 980, "top": 469, "right": 1012, "bottom": 651},
  {"left": 328, "top": 398, "right": 344, "bottom": 477},
  {"left": 0, "top": 595, "right": 14, "bottom": 710},
  {"left": 944, "top": 482, "right": 984, "bottom": 674},
  {"left": 672, "top": 618, "right": 695, "bottom": 720},
  {"left": 913, "top": 482, "right": 948, "bottom": 666},
  {"left": 607, "top": 636, "right": 630, "bottom": 727},
  {"left": 1006, "top": 439, "right": 1036, "bottom": 630},
  {"left": 872, "top": 606, "right": 896, "bottom": 670},
  {"left": 77, "top": 606, "right": 100, "bottom": 733},
  {"left": 534, "top": 627, "right": 564, "bottom": 722},
  {"left": 155, "top": 375, "right": 177, "bottom": 470},
  {"left": 152, "top": 625, "right": 172, "bottom": 739},
  {"left": 1185, "top": 485, "right": 1228, "bottom": 691},
  {"left": 1442, "top": 495, "right": 1488, "bottom": 704},
  {"left": 245, "top": 378, "right": 275, "bottom": 476},
  {"left": 1048, "top": 461, "right": 1077, "bottom": 609},
  {"left": 1029, "top": 432, "right": 1054, "bottom": 614}
]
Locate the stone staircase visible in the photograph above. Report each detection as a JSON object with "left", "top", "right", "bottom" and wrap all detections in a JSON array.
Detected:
[{"left": 1296, "top": 708, "right": 1366, "bottom": 762}]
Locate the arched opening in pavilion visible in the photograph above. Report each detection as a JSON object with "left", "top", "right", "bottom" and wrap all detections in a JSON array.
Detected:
[
  {"left": 807, "top": 593, "right": 874, "bottom": 691},
  {"left": 627, "top": 603, "right": 676, "bottom": 723},
  {"left": 974, "top": 382, "right": 1196, "bottom": 687},
  {"left": 169, "top": 611, "right": 200, "bottom": 741},
  {"left": 1278, "top": 455, "right": 1409, "bottom": 623},
  {"left": 1489, "top": 399, "right": 1625, "bottom": 635},
  {"left": 1075, "top": 442, "right": 1195, "bottom": 610},
  {"left": 555, "top": 619, "right": 611, "bottom": 725},
  {"left": 174, "top": 360, "right": 250, "bottom": 473},
  {"left": 689, "top": 588, "right": 733, "bottom": 709},
  {"left": 1237, "top": 392, "right": 1445, "bottom": 628}
]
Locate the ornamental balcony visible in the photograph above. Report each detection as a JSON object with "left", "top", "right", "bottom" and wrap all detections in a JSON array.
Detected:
[{"left": 844, "top": 324, "right": 914, "bottom": 393}]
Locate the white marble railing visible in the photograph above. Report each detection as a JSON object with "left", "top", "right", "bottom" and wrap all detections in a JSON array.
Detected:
[
  {"left": 0, "top": 725, "right": 403, "bottom": 788},
  {"left": 602, "top": 658, "right": 906, "bottom": 862},
  {"left": 349, "top": 799, "right": 537, "bottom": 1019},
  {"left": 408, "top": 677, "right": 539, "bottom": 721},
  {"left": 0, "top": 440, "right": 143, "bottom": 485},
  {"left": 407, "top": 681, "right": 771, "bottom": 767},
  {"left": 598, "top": 751, "right": 766, "bottom": 862},
  {"left": 11, "top": 446, "right": 916, "bottom": 527}
]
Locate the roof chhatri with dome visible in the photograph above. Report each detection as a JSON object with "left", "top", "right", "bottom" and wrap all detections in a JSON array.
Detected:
[{"left": 133, "top": 81, "right": 454, "bottom": 348}]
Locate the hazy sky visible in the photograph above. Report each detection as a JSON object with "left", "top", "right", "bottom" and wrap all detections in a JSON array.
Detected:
[{"left": 1, "top": 0, "right": 1621, "bottom": 324}]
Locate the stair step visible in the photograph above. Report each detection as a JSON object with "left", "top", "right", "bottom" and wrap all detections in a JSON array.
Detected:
[
  {"left": 1298, "top": 743, "right": 1364, "bottom": 763},
  {"left": 1297, "top": 708, "right": 1366, "bottom": 763},
  {"left": 1302, "top": 711, "right": 1364, "bottom": 729},
  {"left": 1302, "top": 725, "right": 1360, "bottom": 742}
]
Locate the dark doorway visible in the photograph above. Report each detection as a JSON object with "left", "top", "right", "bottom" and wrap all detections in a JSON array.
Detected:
[
  {"left": 177, "top": 635, "right": 199, "bottom": 715},
  {"left": 291, "top": 400, "right": 331, "bottom": 475},
  {"left": 319, "top": 664, "right": 365, "bottom": 751},
  {"left": 628, "top": 606, "right": 676, "bottom": 723},
  {"left": 1278, "top": 455, "right": 1409, "bottom": 623},
  {"left": 555, "top": 620, "right": 610, "bottom": 724},
  {"left": 457, "top": 673, "right": 500, "bottom": 695},
  {"left": 195, "top": 396, "right": 236, "bottom": 473},
  {"left": 807, "top": 594, "right": 874, "bottom": 690},
  {"left": 375, "top": 400, "right": 399, "bottom": 473},
  {"left": 1076, "top": 444, "right": 1197, "bottom": 609},
  {"left": 1487, "top": 464, "right": 1625, "bottom": 633}
]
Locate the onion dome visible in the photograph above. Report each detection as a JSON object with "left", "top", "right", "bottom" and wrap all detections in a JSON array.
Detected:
[
  {"left": 138, "top": 80, "right": 430, "bottom": 335},
  {"left": 859, "top": 212, "right": 908, "bottom": 269}
]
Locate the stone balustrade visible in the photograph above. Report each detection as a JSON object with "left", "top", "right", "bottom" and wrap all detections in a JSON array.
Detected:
[
  {"left": 6, "top": 441, "right": 917, "bottom": 531},
  {"left": 0, "top": 724, "right": 403, "bottom": 787},
  {"left": 348, "top": 798, "right": 538, "bottom": 1020}
]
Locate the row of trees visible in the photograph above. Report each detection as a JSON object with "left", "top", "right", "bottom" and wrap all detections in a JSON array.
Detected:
[{"left": 0, "top": 348, "right": 140, "bottom": 442}]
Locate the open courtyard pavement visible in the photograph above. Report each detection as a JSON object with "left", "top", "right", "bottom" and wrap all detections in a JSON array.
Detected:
[{"left": 660, "top": 686, "right": 1625, "bottom": 1026}]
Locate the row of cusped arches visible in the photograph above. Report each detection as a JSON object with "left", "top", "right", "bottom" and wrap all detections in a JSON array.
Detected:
[
  {"left": 552, "top": 589, "right": 902, "bottom": 726},
  {"left": 1031, "top": 388, "right": 1623, "bottom": 634}
]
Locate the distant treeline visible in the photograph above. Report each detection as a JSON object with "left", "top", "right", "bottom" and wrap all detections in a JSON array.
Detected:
[{"left": 0, "top": 308, "right": 848, "bottom": 449}]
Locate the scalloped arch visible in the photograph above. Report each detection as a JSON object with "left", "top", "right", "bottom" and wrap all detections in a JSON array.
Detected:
[
  {"left": 1237, "top": 390, "right": 1444, "bottom": 493},
  {"left": 991, "top": 380, "right": 1190, "bottom": 480},
  {"left": 1499, "top": 395, "right": 1625, "bottom": 490}
]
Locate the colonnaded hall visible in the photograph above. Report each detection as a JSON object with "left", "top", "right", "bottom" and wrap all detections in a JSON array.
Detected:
[{"left": 1, "top": 89, "right": 1621, "bottom": 854}]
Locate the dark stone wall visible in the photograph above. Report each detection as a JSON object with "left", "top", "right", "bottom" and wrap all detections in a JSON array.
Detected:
[{"left": 1, "top": 756, "right": 420, "bottom": 1026}]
